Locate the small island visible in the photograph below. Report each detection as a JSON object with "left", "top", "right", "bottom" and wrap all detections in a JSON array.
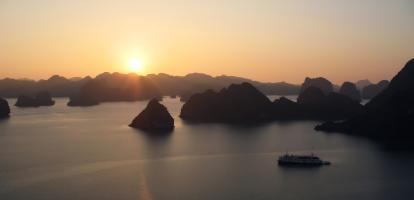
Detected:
[
  {"left": 129, "top": 99, "right": 174, "bottom": 131},
  {"left": 0, "top": 98, "right": 10, "bottom": 118},
  {"left": 15, "top": 91, "right": 55, "bottom": 107}
]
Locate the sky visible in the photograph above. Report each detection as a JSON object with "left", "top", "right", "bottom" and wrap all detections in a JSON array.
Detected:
[{"left": 0, "top": 0, "right": 413, "bottom": 84}]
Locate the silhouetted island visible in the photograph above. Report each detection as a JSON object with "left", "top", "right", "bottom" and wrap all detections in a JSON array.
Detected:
[
  {"left": 67, "top": 76, "right": 162, "bottom": 106},
  {"left": 15, "top": 96, "right": 38, "bottom": 107},
  {"left": 271, "top": 97, "right": 303, "bottom": 120},
  {"left": 315, "top": 58, "right": 414, "bottom": 139},
  {"left": 180, "top": 81, "right": 364, "bottom": 123},
  {"left": 35, "top": 91, "right": 55, "bottom": 106},
  {"left": 0, "top": 73, "right": 301, "bottom": 103},
  {"left": 356, "top": 79, "right": 372, "bottom": 90},
  {"left": 15, "top": 91, "right": 55, "bottom": 107},
  {"left": 361, "top": 80, "right": 389, "bottom": 99},
  {"left": 0, "top": 75, "right": 90, "bottom": 98},
  {"left": 67, "top": 96, "right": 99, "bottom": 107},
  {"left": 272, "top": 77, "right": 364, "bottom": 120},
  {"left": 67, "top": 80, "right": 103, "bottom": 107},
  {"left": 129, "top": 99, "right": 174, "bottom": 131},
  {"left": 0, "top": 98, "right": 10, "bottom": 118},
  {"left": 180, "top": 82, "right": 272, "bottom": 123},
  {"left": 300, "top": 77, "right": 333, "bottom": 95},
  {"left": 339, "top": 82, "right": 361, "bottom": 102},
  {"left": 272, "top": 86, "right": 364, "bottom": 120}
]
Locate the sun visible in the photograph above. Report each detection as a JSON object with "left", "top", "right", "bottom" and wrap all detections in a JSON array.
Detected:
[{"left": 128, "top": 58, "right": 144, "bottom": 73}]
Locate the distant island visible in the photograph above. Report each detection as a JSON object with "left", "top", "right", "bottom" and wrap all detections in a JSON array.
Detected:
[
  {"left": 0, "top": 73, "right": 300, "bottom": 101},
  {"left": 361, "top": 80, "right": 389, "bottom": 99},
  {"left": 0, "top": 75, "right": 89, "bottom": 98},
  {"left": 15, "top": 91, "right": 55, "bottom": 107},
  {"left": 0, "top": 72, "right": 388, "bottom": 107}
]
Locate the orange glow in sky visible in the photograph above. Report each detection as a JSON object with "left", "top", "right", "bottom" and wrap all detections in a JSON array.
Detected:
[
  {"left": 0, "top": 0, "right": 413, "bottom": 83},
  {"left": 127, "top": 58, "right": 144, "bottom": 74}
]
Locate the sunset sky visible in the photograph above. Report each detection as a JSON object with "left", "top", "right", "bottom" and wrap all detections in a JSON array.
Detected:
[{"left": 0, "top": 0, "right": 413, "bottom": 84}]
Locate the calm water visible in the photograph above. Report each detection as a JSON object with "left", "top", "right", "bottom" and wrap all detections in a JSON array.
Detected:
[{"left": 0, "top": 97, "right": 413, "bottom": 200}]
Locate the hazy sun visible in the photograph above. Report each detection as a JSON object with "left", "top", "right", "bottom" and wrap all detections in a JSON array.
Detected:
[{"left": 128, "top": 58, "right": 144, "bottom": 73}]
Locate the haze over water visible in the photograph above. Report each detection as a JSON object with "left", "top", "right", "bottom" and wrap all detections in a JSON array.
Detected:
[{"left": 0, "top": 97, "right": 413, "bottom": 200}]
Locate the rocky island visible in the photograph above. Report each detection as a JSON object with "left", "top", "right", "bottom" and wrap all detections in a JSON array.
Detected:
[
  {"left": 272, "top": 76, "right": 364, "bottom": 120},
  {"left": 67, "top": 80, "right": 101, "bottom": 107},
  {"left": 35, "top": 91, "right": 56, "bottom": 106},
  {"left": 339, "top": 82, "right": 361, "bottom": 102},
  {"left": 300, "top": 77, "right": 333, "bottom": 95},
  {"left": 15, "top": 91, "right": 55, "bottom": 107},
  {"left": 180, "top": 82, "right": 272, "bottom": 123},
  {"left": 180, "top": 80, "right": 364, "bottom": 123},
  {"left": 272, "top": 86, "right": 364, "bottom": 120},
  {"left": 0, "top": 98, "right": 10, "bottom": 118},
  {"left": 129, "top": 99, "right": 174, "bottom": 131}
]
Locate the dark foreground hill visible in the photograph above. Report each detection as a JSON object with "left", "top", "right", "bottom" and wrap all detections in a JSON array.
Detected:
[{"left": 316, "top": 58, "right": 414, "bottom": 140}]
